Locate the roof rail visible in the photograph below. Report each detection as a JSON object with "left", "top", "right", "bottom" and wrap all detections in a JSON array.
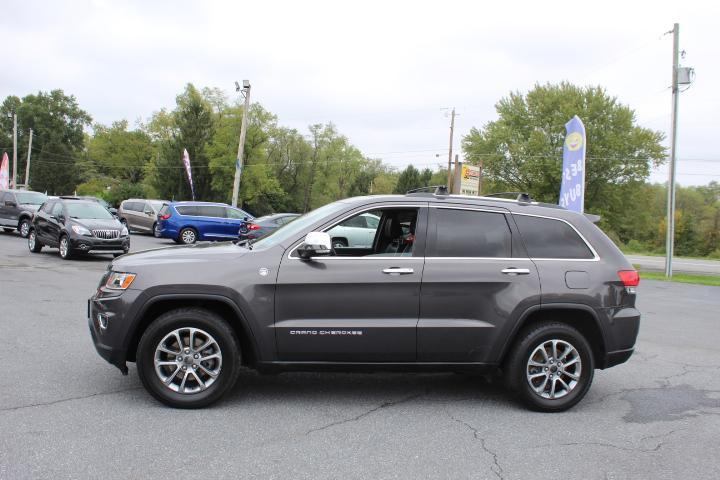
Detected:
[
  {"left": 483, "top": 191, "right": 534, "bottom": 203},
  {"left": 406, "top": 185, "right": 449, "bottom": 196}
]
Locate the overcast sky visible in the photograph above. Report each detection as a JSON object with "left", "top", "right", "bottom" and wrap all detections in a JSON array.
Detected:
[{"left": 2, "top": 0, "right": 718, "bottom": 185}]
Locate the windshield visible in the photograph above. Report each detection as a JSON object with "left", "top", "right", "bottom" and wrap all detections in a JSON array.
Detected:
[
  {"left": 66, "top": 202, "right": 114, "bottom": 219},
  {"left": 16, "top": 192, "right": 47, "bottom": 205},
  {"left": 249, "top": 201, "right": 350, "bottom": 251}
]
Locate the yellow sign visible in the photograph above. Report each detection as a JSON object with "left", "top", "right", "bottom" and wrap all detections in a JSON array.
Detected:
[
  {"left": 565, "top": 132, "right": 583, "bottom": 151},
  {"left": 460, "top": 164, "right": 480, "bottom": 195}
]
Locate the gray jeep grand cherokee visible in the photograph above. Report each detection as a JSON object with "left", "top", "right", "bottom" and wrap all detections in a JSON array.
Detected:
[{"left": 88, "top": 191, "right": 640, "bottom": 411}]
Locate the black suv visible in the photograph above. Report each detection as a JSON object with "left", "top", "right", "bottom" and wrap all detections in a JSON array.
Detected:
[
  {"left": 88, "top": 192, "right": 640, "bottom": 411},
  {"left": 29, "top": 198, "right": 130, "bottom": 259},
  {"left": 0, "top": 189, "right": 48, "bottom": 237}
]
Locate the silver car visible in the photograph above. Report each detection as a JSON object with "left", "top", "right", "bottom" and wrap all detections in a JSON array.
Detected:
[{"left": 118, "top": 199, "right": 167, "bottom": 236}]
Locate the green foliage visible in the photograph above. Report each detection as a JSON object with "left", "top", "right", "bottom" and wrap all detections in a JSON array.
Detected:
[
  {"left": 462, "top": 82, "right": 666, "bottom": 239},
  {"left": 0, "top": 90, "right": 91, "bottom": 194},
  {"left": 393, "top": 165, "right": 434, "bottom": 194}
]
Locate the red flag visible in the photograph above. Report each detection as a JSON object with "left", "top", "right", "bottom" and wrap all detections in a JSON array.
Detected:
[{"left": 182, "top": 149, "right": 195, "bottom": 200}]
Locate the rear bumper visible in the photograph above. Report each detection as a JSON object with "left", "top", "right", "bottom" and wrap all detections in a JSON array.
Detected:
[
  {"left": 603, "top": 347, "right": 634, "bottom": 368},
  {"left": 599, "top": 306, "right": 640, "bottom": 369}
]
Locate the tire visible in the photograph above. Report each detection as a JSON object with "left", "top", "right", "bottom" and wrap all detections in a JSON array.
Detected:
[
  {"left": 19, "top": 219, "right": 31, "bottom": 238},
  {"left": 152, "top": 222, "right": 161, "bottom": 238},
  {"left": 58, "top": 234, "right": 74, "bottom": 260},
  {"left": 178, "top": 227, "right": 198, "bottom": 245},
  {"left": 332, "top": 238, "right": 348, "bottom": 249},
  {"left": 504, "top": 321, "right": 594, "bottom": 412},
  {"left": 28, "top": 229, "right": 43, "bottom": 253},
  {"left": 136, "top": 308, "right": 241, "bottom": 409}
]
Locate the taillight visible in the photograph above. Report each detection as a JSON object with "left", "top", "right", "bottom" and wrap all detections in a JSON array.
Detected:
[
  {"left": 159, "top": 214, "right": 171, "bottom": 220},
  {"left": 617, "top": 270, "right": 640, "bottom": 287},
  {"left": 248, "top": 224, "right": 261, "bottom": 231}
]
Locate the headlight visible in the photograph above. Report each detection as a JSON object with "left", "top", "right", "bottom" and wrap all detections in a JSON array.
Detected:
[
  {"left": 105, "top": 272, "right": 137, "bottom": 290},
  {"left": 71, "top": 225, "right": 92, "bottom": 236},
  {"left": 121, "top": 225, "right": 129, "bottom": 236}
]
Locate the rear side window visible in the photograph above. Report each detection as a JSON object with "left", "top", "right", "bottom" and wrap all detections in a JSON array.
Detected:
[
  {"left": 431, "top": 208, "right": 512, "bottom": 258},
  {"left": 159, "top": 205, "right": 170, "bottom": 217},
  {"left": 123, "top": 201, "right": 139, "bottom": 212},
  {"left": 175, "top": 206, "right": 198, "bottom": 216},
  {"left": 196, "top": 206, "right": 225, "bottom": 217},
  {"left": 513, "top": 214, "right": 595, "bottom": 259}
]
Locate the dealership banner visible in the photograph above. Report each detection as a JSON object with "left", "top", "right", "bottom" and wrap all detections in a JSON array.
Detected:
[
  {"left": 559, "top": 115, "right": 586, "bottom": 212},
  {"left": 182, "top": 148, "right": 195, "bottom": 200},
  {"left": 0, "top": 152, "right": 9, "bottom": 189}
]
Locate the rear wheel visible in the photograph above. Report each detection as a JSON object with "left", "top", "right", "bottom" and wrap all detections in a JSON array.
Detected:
[
  {"left": 152, "top": 222, "right": 160, "bottom": 238},
  {"left": 504, "top": 321, "right": 594, "bottom": 412},
  {"left": 136, "top": 308, "right": 241, "bottom": 408},
  {"left": 28, "top": 229, "right": 43, "bottom": 252},
  {"left": 19, "top": 219, "right": 31, "bottom": 238},
  {"left": 58, "top": 235, "right": 73, "bottom": 260},
  {"left": 179, "top": 227, "right": 197, "bottom": 245}
]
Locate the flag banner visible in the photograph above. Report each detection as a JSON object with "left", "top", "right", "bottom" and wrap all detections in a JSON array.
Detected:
[
  {"left": 559, "top": 115, "right": 586, "bottom": 212},
  {"left": 182, "top": 148, "right": 195, "bottom": 200},
  {"left": 0, "top": 152, "right": 9, "bottom": 189}
]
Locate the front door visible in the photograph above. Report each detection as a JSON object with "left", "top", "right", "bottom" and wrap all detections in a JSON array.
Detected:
[
  {"left": 274, "top": 205, "right": 427, "bottom": 362},
  {"left": 418, "top": 206, "right": 541, "bottom": 363}
]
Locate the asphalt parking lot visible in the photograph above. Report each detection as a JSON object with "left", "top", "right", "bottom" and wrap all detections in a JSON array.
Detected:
[{"left": 1, "top": 230, "right": 719, "bottom": 479}]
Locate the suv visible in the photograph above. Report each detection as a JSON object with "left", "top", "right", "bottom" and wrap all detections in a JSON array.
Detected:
[
  {"left": 118, "top": 199, "right": 168, "bottom": 236},
  {"left": 88, "top": 192, "right": 640, "bottom": 411},
  {"left": 0, "top": 189, "right": 48, "bottom": 237},
  {"left": 29, "top": 198, "right": 130, "bottom": 259},
  {"left": 156, "top": 201, "right": 253, "bottom": 244}
]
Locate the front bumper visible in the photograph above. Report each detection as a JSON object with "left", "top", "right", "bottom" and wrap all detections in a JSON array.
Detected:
[
  {"left": 72, "top": 235, "right": 130, "bottom": 253},
  {"left": 88, "top": 288, "right": 141, "bottom": 374}
]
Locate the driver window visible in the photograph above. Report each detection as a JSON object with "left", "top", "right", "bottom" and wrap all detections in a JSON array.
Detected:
[{"left": 326, "top": 208, "right": 418, "bottom": 257}]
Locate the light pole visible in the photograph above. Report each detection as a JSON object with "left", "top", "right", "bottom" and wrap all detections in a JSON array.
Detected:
[{"left": 231, "top": 80, "right": 251, "bottom": 208}]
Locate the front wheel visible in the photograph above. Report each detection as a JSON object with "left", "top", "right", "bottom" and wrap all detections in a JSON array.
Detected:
[
  {"left": 28, "top": 229, "right": 43, "bottom": 253},
  {"left": 19, "top": 219, "right": 31, "bottom": 238},
  {"left": 136, "top": 308, "right": 241, "bottom": 408},
  {"left": 504, "top": 322, "right": 594, "bottom": 412},
  {"left": 58, "top": 235, "right": 73, "bottom": 260}
]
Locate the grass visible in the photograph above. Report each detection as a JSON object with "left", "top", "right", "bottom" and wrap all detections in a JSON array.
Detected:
[{"left": 639, "top": 271, "right": 720, "bottom": 287}]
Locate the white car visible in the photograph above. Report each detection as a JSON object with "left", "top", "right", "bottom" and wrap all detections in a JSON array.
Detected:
[{"left": 327, "top": 212, "right": 380, "bottom": 248}]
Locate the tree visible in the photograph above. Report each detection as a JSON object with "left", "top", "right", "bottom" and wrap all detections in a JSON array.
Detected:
[
  {"left": 393, "top": 165, "right": 434, "bottom": 194},
  {"left": 0, "top": 90, "right": 91, "bottom": 194},
  {"left": 462, "top": 82, "right": 666, "bottom": 240}
]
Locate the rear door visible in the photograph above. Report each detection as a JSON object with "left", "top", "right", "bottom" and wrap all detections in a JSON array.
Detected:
[
  {"left": 34, "top": 201, "right": 55, "bottom": 242},
  {"left": 418, "top": 205, "right": 541, "bottom": 363},
  {"left": 195, "top": 205, "right": 228, "bottom": 239},
  {"left": 0, "top": 192, "right": 9, "bottom": 226}
]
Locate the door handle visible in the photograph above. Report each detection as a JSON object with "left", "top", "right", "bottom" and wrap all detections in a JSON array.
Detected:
[
  {"left": 501, "top": 268, "right": 530, "bottom": 275},
  {"left": 382, "top": 267, "right": 414, "bottom": 275}
]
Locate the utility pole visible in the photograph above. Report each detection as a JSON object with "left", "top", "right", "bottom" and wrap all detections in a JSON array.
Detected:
[
  {"left": 453, "top": 153, "right": 460, "bottom": 192},
  {"left": 24, "top": 129, "right": 33, "bottom": 188},
  {"left": 665, "top": 23, "right": 680, "bottom": 278},
  {"left": 231, "top": 80, "right": 251, "bottom": 208},
  {"left": 12, "top": 113, "right": 17, "bottom": 189},
  {"left": 446, "top": 108, "right": 455, "bottom": 192}
]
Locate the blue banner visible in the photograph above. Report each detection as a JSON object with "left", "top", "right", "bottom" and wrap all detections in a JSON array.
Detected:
[{"left": 559, "top": 115, "right": 586, "bottom": 212}]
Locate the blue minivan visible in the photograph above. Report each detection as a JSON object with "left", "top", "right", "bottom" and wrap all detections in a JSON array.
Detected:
[{"left": 157, "top": 202, "right": 254, "bottom": 244}]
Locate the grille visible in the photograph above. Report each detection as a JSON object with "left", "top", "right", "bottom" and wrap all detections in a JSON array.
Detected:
[{"left": 92, "top": 229, "right": 120, "bottom": 239}]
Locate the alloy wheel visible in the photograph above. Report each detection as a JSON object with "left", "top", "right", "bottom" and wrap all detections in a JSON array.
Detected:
[
  {"left": 153, "top": 327, "right": 222, "bottom": 394},
  {"left": 20, "top": 221, "right": 30, "bottom": 237},
  {"left": 526, "top": 339, "right": 582, "bottom": 400},
  {"left": 59, "top": 237, "right": 69, "bottom": 258},
  {"left": 181, "top": 229, "right": 196, "bottom": 244}
]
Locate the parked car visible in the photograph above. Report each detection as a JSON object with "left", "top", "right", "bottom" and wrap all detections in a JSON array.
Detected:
[
  {"left": 156, "top": 201, "right": 254, "bottom": 244},
  {"left": 28, "top": 198, "right": 129, "bottom": 259},
  {"left": 326, "top": 211, "right": 380, "bottom": 248},
  {"left": 238, "top": 213, "right": 300, "bottom": 241},
  {"left": 118, "top": 199, "right": 168, "bottom": 236},
  {"left": 0, "top": 189, "right": 48, "bottom": 237},
  {"left": 89, "top": 190, "right": 640, "bottom": 411}
]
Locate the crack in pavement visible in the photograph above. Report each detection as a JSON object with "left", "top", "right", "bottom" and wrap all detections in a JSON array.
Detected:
[
  {"left": 535, "top": 428, "right": 682, "bottom": 455},
  {"left": 0, "top": 387, "right": 143, "bottom": 413},
  {"left": 448, "top": 414, "right": 504, "bottom": 480},
  {"left": 304, "top": 391, "right": 424, "bottom": 435}
]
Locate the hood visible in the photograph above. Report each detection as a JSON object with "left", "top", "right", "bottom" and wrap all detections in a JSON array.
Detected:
[
  {"left": 112, "top": 241, "right": 251, "bottom": 269},
  {"left": 70, "top": 218, "right": 122, "bottom": 230}
]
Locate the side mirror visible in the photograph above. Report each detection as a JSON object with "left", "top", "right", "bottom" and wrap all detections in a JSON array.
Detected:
[{"left": 297, "top": 231, "right": 332, "bottom": 260}]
